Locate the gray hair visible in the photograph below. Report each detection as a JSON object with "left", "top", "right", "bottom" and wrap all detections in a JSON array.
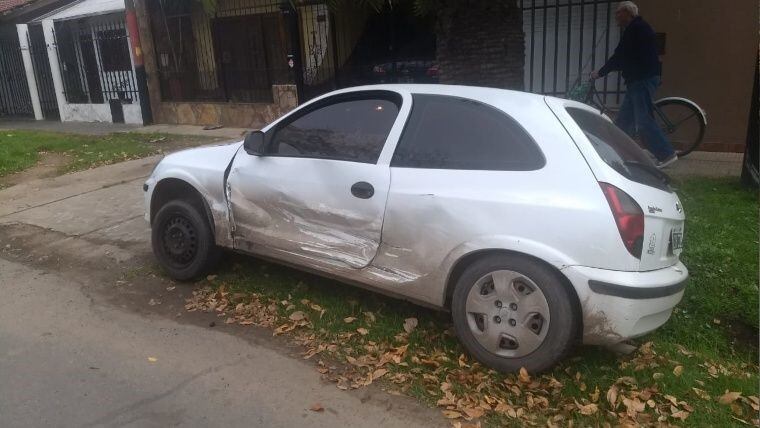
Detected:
[{"left": 617, "top": 1, "right": 639, "bottom": 16}]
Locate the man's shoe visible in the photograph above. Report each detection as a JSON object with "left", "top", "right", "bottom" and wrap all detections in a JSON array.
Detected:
[{"left": 657, "top": 154, "right": 678, "bottom": 169}]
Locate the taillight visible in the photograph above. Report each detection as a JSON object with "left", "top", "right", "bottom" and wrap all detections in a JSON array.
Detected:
[{"left": 599, "top": 182, "right": 644, "bottom": 258}]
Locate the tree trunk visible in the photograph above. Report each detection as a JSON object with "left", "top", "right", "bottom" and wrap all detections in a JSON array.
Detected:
[{"left": 435, "top": 0, "right": 524, "bottom": 90}]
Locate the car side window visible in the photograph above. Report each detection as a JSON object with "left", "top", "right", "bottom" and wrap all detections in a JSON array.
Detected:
[
  {"left": 268, "top": 96, "right": 400, "bottom": 163},
  {"left": 391, "top": 94, "right": 545, "bottom": 170}
]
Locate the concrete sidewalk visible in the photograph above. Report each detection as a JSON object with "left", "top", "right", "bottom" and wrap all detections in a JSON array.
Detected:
[
  {"left": 0, "top": 157, "right": 443, "bottom": 428},
  {"left": 0, "top": 119, "right": 248, "bottom": 140},
  {"left": 666, "top": 151, "right": 743, "bottom": 178}
]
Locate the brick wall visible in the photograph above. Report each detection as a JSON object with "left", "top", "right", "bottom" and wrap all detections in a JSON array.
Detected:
[{"left": 436, "top": 1, "right": 524, "bottom": 90}]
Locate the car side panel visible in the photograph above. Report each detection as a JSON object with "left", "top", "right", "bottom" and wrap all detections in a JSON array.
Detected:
[
  {"left": 145, "top": 143, "right": 243, "bottom": 248},
  {"left": 372, "top": 101, "right": 636, "bottom": 307}
]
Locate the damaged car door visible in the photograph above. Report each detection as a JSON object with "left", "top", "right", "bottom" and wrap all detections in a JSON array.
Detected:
[{"left": 226, "top": 91, "right": 405, "bottom": 270}]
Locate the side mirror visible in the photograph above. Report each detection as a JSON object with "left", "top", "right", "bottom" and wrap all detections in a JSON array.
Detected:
[{"left": 243, "top": 130, "right": 265, "bottom": 156}]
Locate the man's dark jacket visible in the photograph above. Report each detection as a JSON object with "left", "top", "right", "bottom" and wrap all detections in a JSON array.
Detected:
[{"left": 599, "top": 16, "right": 661, "bottom": 83}]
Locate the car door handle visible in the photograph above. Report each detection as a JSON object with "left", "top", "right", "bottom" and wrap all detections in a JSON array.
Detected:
[{"left": 350, "top": 181, "right": 374, "bottom": 199}]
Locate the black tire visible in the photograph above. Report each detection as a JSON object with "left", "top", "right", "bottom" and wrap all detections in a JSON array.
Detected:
[
  {"left": 653, "top": 98, "right": 706, "bottom": 158},
  {"left": 451, "top": 254, "right": 578, "bottom": 373},
  {"left": 152, "top": 199, "right": 219, "bottom": 281}
]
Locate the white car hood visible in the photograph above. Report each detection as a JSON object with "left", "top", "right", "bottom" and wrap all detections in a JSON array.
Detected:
[{"left": 158, "top": 141, "right": 244, "bottom": 172}]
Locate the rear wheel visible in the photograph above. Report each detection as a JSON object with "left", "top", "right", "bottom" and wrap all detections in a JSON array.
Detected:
[
  {"left": 654, "top": 99, "right": 706, "bottom": 157},
  {"left": 451, "top": 254, "right": 578, "bottom": 373},
  {"left": 152, "top": 200, "right": 219, "bottom": 281}
]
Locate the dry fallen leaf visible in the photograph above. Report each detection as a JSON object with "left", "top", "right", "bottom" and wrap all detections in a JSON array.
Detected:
[
  {"left": 719, "top": 391, "right": 742, "bottom": 405},
  {"left": 692, "top": 387, "right": 711, "bottom": 400},
  {"left": 518, "top": 367, "right": 531, "bottom": 383},
  {"left": 462, "top": 407, "right": 485, "bottom": 419},
  {"left": 289, "top": 311, "right": 306, "bottom": 321},
  {"left": 372, "top": 368, "right": 388, "bottom": 379},
  {"left": 607, "top": 385, "right": 619, "bottom": 409},
  {"left": 403, "top": 317, "right": 418, "bottom": 334},
  {"left": 589, "top": 386, "right": 600, "bottom": 403},
  {"left": 653, "top": 372, "right": 664, "bottom": 380},
  {"left": 575, "top": 400, "right": 598, "bottom": 415},
  {"left": 442, "top": 410, "right": 463, "bottom": 419},
  {"left": 357, "top": 327, "right": 369, "bottom": 336},
  {"left": 309, "top": 403, "right": 324, "bottom": 412},
  {"left": 343, "top": 317, "right": 357, "bottom": 323},
  {"left": 673, "top": 365, "right": 684, "bottom": 377}
]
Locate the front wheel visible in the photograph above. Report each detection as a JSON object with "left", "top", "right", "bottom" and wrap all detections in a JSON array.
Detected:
[
  {"left": 152, "top": 200, "right": 219, "bottom": 281},
  {"left": 654, "top": 99, "right": 706, "bottom": 157},
  {"left": 451, "top": 254, "right": 578, "bottom": 373}
]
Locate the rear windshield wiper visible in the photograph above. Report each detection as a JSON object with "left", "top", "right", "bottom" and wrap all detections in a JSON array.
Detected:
[{"left": 624, "top": 160, "right": 671, "bottom": 185}]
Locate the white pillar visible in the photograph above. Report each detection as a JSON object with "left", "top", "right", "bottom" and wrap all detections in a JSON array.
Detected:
[
  {"left": 16, "top": 24, "right": 43, "bottom": 120},
  {"left": 41, "top": 19, "right": 67, "bottom": 121}
]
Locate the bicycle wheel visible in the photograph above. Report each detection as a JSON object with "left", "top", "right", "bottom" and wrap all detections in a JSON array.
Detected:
[{"left": 653, "top": 99, "right": 706, "bottom": 157}]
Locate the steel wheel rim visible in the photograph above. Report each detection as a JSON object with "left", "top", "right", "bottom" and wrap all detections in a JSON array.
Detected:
[
  {"left": 465, "top": 270, "right": 551, "bottom": 358},
  {"left": 161, "top": 214, "right": 198, "bottom": 268}
]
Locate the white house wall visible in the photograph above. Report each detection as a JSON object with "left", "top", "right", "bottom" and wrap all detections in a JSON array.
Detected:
[{"left": 41, "top": 7, "right": 143, "bottom": 125}]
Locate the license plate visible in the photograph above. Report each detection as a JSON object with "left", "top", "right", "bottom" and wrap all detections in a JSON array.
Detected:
[{"left": 671, "top": 229, "right": 683, "bottom": 254}]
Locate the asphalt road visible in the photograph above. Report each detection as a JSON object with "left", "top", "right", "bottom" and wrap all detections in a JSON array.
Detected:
[{"left": 0, "top": 155, "right": 442, "bottom": 428}]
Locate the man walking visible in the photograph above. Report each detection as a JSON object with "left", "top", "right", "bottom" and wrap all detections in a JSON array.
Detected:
[{"left": 591, "top": 1, "right": 677, "bottom": 168}]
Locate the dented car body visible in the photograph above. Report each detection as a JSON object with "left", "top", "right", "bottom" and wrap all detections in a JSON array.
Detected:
[{"left": 145, "top": 84, "right": 688, "bottom": 371}]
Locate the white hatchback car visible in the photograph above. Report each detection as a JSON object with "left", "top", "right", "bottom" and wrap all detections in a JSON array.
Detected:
[{"left": 144, "top": 84, "right": 688, "bottom": 372}]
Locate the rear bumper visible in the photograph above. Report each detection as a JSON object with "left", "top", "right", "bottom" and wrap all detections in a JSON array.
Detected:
[{"left": 562, "top": 262, "right": 688, "bottom": 345}]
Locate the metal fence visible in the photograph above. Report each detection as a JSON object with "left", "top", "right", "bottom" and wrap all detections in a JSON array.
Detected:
[
  {"left": 27, "top": 24, "right": 59, "bottom": 119},
  {"left": 54, "top": 14, "right": 139, "bottom": 105},
  {"left": 521, "top": 0, "right": 623, "bottom": 105},
  {"left": 0, "top": 35, "right": 33, "bottom": 117},
  {"left": 148, "top": 0, "right": 293, "bottom": 104},
  {"left": 146, "top": 0, "right": 436, "bottom": 104}
]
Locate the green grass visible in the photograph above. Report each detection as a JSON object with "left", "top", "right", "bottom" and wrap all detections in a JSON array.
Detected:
[
  {"left": 195, "top": 177, "right": 758, "bottom": 426},
  {"left": 0, "top": 130, "right": 203, "bottom": 178}
]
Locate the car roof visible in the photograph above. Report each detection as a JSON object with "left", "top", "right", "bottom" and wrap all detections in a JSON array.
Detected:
[{"left": 324, "top": 83, "right": 558, "bottom": 107}]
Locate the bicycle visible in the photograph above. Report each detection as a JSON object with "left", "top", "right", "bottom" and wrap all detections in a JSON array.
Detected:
[{"left": 568, "top": 79, "right": 708, "bottom": 157}]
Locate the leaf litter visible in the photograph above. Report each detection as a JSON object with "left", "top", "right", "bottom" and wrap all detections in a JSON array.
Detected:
[{"left": 184, "top": 285, "right": 759, "bottom": 426}]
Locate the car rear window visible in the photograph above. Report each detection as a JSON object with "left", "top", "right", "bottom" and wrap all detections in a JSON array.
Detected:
[
  {"left": 391, "top": 94, "right": 545, "bottom": 171},
  {"left": 566, "top": 107, "right": 671, "bottom": 191}
]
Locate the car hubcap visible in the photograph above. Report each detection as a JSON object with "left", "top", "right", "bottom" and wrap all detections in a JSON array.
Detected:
[
  {"left": 161, "top": 215, "right": 198, "bottom": 267},
  {"left": 465, "top": 270, "right": 550, "bottom": 358}
]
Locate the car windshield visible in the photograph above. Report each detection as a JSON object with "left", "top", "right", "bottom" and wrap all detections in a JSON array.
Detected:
[{"left": 566, "top": 107, "right": 671, "bottom": 192}]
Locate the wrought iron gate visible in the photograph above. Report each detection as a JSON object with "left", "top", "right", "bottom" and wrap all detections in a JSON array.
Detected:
[
  {"left": 0, "top": 35, "right": 33, "bottom": 117},
  {"left": 54, "top": 15, "right": 139, "bottom": 111},
  {"left": 28, "top": 24, "right": 59, "bottom": 120},
  {"left": 521, "top": 0, "right": 623, "bottom": 105}
]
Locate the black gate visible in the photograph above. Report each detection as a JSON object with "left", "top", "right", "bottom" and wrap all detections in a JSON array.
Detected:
[
  {"left": 521, "top": 0, "right": 623, "bottom": 104},
  {"left": 0, "top": 35, "right": 33, "bottom": 117},
  {"left": 296, "top": 1, "right": 437, "bottom": 101},
  {"left": 54, "top": 15, "right": 139, "bottom": 109},
  {"left": 27, "top": 24, "right": 59, "bottom": 120}
]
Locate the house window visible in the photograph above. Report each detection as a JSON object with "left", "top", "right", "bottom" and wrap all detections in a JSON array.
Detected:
[{"left": 98, "top": 29, "right": 131, "bottom": 72}]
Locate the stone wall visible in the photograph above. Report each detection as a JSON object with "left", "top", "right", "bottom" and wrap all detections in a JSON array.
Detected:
[
  {"left": 134, "top": 0, "right": 297, "bottom": 129},
  {"left": 436, "top": 1, "right": 524, "bottom": 90},
  {"left": 152, "top": 84, "right": 298, "bottom": 128}
]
